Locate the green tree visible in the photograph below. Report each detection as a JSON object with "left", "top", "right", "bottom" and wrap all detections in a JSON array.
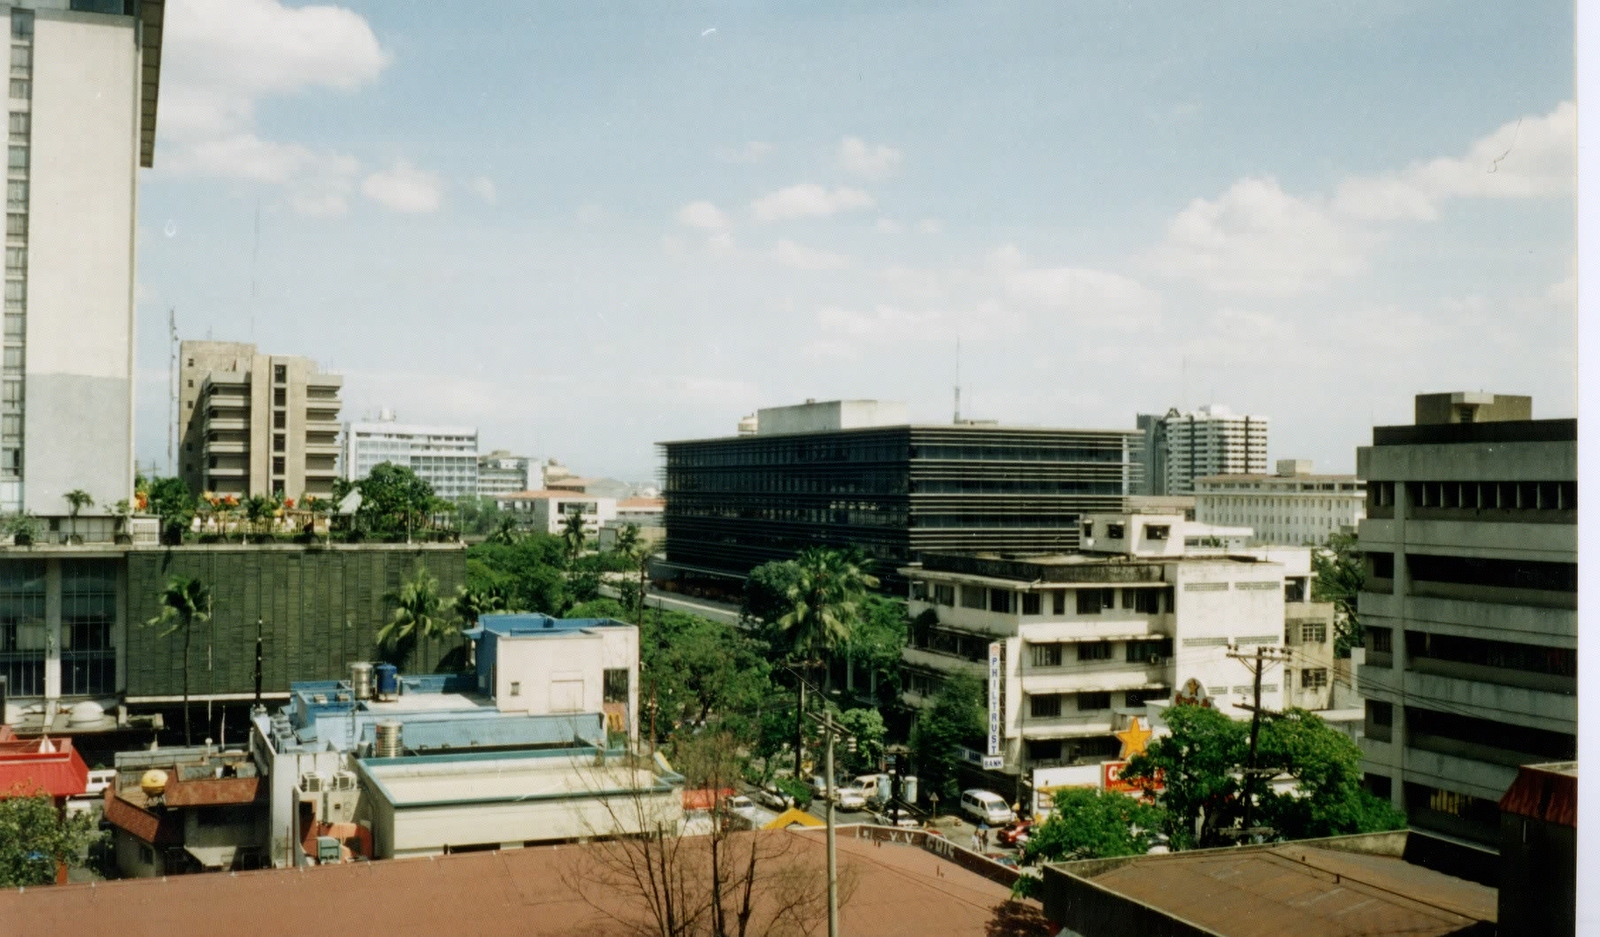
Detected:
[
  {"left": 643, "top": 610, "right": 773, "bottom": 745},
  {"left": 833, "top": 707, "right": 887, "bottom": 776},
  {"left": 466, "top": 534, "right": 572, "bottom": 615},
  {"left": 147, "top": 575, "right": 212, "bottom": 745},
  {"left": 842, "top": 595, "right": 909, "bottom": 712},
  {"left": 1022, "top": 787, "right": 1165, "bottom": 865},
  {"left": 910, "top": 672, "right": 985, "bottom": 801},
  {"left": 242, "top": 493, "right": 277, "bottom": 540},
  {"left": 376, "top": 566, "right": 457, "bottom": 669},
  {"left": 486, "top": 515, "right": 521, "bottom": 546},
  {"left": 740, "top": 559, "right": 804, "bottom": 630},
  {"left": 356, "top": 462, "right": 436, "bottom": 540},
  {"left": 1313, "top": 532, "right": 1365, "bottom": 656},
  {"left": 143, "top": 476, "right": 195, "bottom": 545},
  {"left": 561, "top": 509, "right": 587, "bottom": 559},
  {"left": 0, "top": 791, "right": 99, "bottom": 886},
  {"left": 62, "top": 489, "right": 92, "bottom": 543},
  {"left": 1122, "top": 703, "right": 1404, "bottom": 849},
  {"left": 773, "top": 547, "right": 879, "bottom": 679}
]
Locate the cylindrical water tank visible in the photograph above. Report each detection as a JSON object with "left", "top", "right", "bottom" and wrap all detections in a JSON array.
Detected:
[
  {"left": 350, "top": 662, "right": 373, "bottom": 701},
  {"left": 140, "top": 769, "right": 168, "bottom": 798},
  {"left": 901, "top": 775, "right": 918, "bottom": 806},
  {"left": 374, "top": 720, "right": 403, "bottom": 758},
  {"left": 374, "top": 663, "right": 399, "bottom": 701}
]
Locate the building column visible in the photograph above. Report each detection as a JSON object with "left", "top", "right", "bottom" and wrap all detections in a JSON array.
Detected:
[{"left": 42, "top": 558, "right": 60, "bottom": 701}]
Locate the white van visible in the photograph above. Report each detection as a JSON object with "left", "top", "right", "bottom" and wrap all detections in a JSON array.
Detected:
[
  {"left": 855, "top": 773, "right": 892, "bottom": 807},
  {"left": 960, "top": 789, "right": 1015, "bottom": 826}
]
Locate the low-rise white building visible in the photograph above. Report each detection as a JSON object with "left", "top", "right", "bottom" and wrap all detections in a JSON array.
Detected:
[
  {"left": 496, "top": 490, "right": 617, "bottom": 537},
  {"left": 1195, "top": 459, "right": 1366, "bottom": 546},
  {"left": 342, "top": 411, "right": 480, "bottom": 499},
  {"left": 902, "top": 512, "right": 1321, "bottom": 808}
]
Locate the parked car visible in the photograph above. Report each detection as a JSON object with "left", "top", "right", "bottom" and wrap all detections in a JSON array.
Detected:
[
  {"left": 959, "top": 789, "right": 1016, "bottom": 827},
  {"left": 724, "top": 795, "right": 756, "bottom": 815},
  {"left": 833, "top": 786, "right": 867, "bottom": 811},
  {"left": 754, "top": 785, "right": 793, "bottom": 811},
  {"left": 996, "top": 820, "right": 1033, "bottom": 847}
]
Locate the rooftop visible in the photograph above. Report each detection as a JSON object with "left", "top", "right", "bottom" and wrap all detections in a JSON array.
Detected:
[
  {"left": 0, "top": 732, "right": 88, "bottom": 799},
  {"left": 0, "top": 827, "right": 1032, "bottom": 936},
  {"left": 474, "top": 613, "right": 633, "bottom": 638},
  {"left": 1371, "top": 417, "right": 1575, "bottom": 447},
  {"left": 493, "top": 489, "right": 609, "bottom": 501}
]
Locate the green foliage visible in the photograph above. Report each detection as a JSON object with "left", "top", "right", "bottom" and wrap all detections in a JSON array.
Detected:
[
  {"left": 561, "top": 510, "right": 586, "bottom": 558},
  {"left": 832, "top": 707, "right": 886, "bottom": 775},
  {"left": 643, "top": 610, "right": 773, "bottom": 745},
  {"left": 146, "top": 575, "right": 212, "bottom": 745},
  {"left": 773, "top": 775, "right": 813, "bottom": 810},
  {"left": 772, "top": 547, "right": 879, "bottom": 663},
  {"left": 144, "top": 476, "right": 195, "bottom": 545},
  {"left": 567, "top": 597, "right": 630, "bottom": 620},
  {"left": 452, "top": 582, "right": 518, "bottom": 629},
  {"left": 356, "top": 462, "right": 437, "bottom": 536},
  {"left": 910, "top": 672, "right": 985, "bottom": 801},
  {"left": 1313, "top": 532, "right": 1365, "bottom": 657},
  {"left": 466, "top": 534, "right": 574, "bottom": 615},
  {"left": 741, "top": 559, "right": 804, "bottom": 629},
  {"left": 376, "top": 566, "right": 458, "bottom": 669},
  {"left": 0, "top": 791, "right": 99, "bottom": 886},
  {"left": 841, "top": 595, "right": 909, "bottom": 711},
  {"left": 1022, "top": 788, "right": 1166, "bottom": 864},
  {"left": 611, "top": 522, "right": 641, "bottom": 559},
  {"left": 1123, "top": 703, "right": 1406, "bottom": 849},
  {"left": 454, "top": 496, "right": 508, "bottom": 537}
]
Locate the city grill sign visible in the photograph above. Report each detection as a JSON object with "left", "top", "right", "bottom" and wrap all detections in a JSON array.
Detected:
[{"left": 987, "top": 642, "right": 1002, "bottom": 757}]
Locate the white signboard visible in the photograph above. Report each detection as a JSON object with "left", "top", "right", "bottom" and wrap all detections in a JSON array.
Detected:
[
  {"left": 982, "top": 755, "right": 1004, "bottom": 770},
  {"left": 987, "top": 641, "right": 1002, "bottom": 757}
]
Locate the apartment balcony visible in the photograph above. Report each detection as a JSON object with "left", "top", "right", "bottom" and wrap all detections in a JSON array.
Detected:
[
  {"left": 202, "top": 439, "right": 247, "bottom": 456},
  {"left": 1359, "top": 591, "right": 1578, "bottom": 642},
  {"left": 1016, "top": 712, "right": 1117, "bottom": 740},
  {"left": 205, "top": 417, "right": 248, "bottom": 433},
  {"left": 1020, "top": 659, "right": 1168, "bottom": 695},
  {"left": 304, "top": 464, "right": 340, "bottom": 478},
  {"left": 1400, "top": 668, "right": 1574, "bottom": 733},
  {"left": 1394, "top": 746, "right": 1521, "bottom": 803},
  {"left": 304, "top": 440, "right": 340, "bottom": 457},
  {"left": 205, "top": 464, "right": 247, "bottom": 477},
  {"left": 901, "top": 646, "right": 985, "bottom": 677}
]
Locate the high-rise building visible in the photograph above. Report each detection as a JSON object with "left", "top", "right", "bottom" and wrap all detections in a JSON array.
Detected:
[
  {"left": 342, "top": 411, "right": 479, "bottom": 499},
  {"left": 178, "top": 341, "right": 343, "bottom": 498},
  {"left": 1356, "top": 393, "right": 1575, "bottom": 845},
  {"left": 476, "top": 450, "right": 535, "bottom": 499},
  {"left": 659, "top": 399, "right": 1144, "bottom": 590},
  {"left": 1136, "top": 405, "right": 1268, "bottom": 496},
  {"left": 3, "top": 1, "right": 164, "bottom": 515},
  {"left": 1194, "top": 459, "right": 1366, "bottom": 545}
]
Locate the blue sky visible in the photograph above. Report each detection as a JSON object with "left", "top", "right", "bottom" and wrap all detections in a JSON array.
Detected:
[{"left": 135, "top": 0, "right": 1577, "bottom": 482}]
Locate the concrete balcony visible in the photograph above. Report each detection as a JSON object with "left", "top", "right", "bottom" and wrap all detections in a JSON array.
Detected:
[
  {"left": 1360, "top": 592, "right": 1578, "bottom": 641},
  {"left": 305, "top": 418, "right": 341, "bottom": 433},
  {"left": 1020, "top": 660, "right": 1167, "bottom": 695},
  {"left": 206, "top": 391, "right": 250, "bottom": 409},
  {"left": 205, "top": 417, "right": 248, "bottom": 432},
  {"left": 1018, "top": 616, "right": 1171, "bottom": 644},
  {"left": 304, "top": 441, "right": 340, "bottom": 456},
  {"left": 901, "top": 646, "right": 985, "bottom": 677},
  {"left": 1400, "top": 669, "right": 1574, "bottom": 733},
  {"left": 1395, "top": 746, "right": 1520, "bottom": 803},
  {"left": 206, "top": 464, "right": 247, "bottom": 477},
  {"left": 203, "top": 440, "right": 247, "bottom": 456},
  {"left": 304, "top": 464, "right": 341, "bottom": 478},
  {"left": 1017, "top": 712, "right": 1117, "bottom": 740}
]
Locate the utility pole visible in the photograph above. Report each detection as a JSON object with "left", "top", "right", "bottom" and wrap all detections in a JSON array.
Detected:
[
  {"left": 810, "top": 709, "right": 850, "bottom": 937},
  {"left": 1227, "top": 644, "right": 1292, "bottom": 839}
]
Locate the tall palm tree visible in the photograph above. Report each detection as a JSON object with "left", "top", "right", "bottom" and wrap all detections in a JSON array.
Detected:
[
  {"left": 62, "top": 489, "right": 92, "bottom": 543},
  {"left": 377, "top": 567, "right": 456, "bottom": 670},
  {"left": 486, "top": 516, "right": 520, "bottom": 546},
  {"left": 777, "top": 546, "right": 878, "bottom": 773},
  {"left": 561, "top": 510, "right": 586, "bottom": 559},
  {"left": 147, "top": 576, "right": 212, "bottom": 745}
]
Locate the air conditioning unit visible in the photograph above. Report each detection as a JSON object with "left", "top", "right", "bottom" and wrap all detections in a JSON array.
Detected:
[
  {"left": 299, "top": 771, "right": 326, "bottom": 794},
  {"left": 331, "top": 770, "right": 358, "bottom": 792}
]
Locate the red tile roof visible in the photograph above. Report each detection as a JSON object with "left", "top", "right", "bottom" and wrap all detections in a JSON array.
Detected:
[
  {"left": 1499, "top": 762, "right": 1577, "bottom": 827},
  {"left": 0, "top": 827, "right": 1030, "bottom": 936},
  {"left": 163, "top": 775, "right": 262, "bottom": 808},
  {"left": 102, "top": 788, "right": 184, "bottom": 846},
  {"left": 0, "top": 736, "right": 88, "bottom": 799}
]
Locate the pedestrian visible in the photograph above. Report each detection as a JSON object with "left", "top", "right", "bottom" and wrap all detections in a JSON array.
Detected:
[
  {"left": 970, "top": 828, "right": 981, "bottom": 852},
  {"left": 980, "top": 826, "right": 990, "bottom": 851}
]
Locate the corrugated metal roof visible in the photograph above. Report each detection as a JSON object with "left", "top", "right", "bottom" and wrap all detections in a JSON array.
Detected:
[
  {"left": 0, "top": 738, "right": 88, "bottom": 799},
  {"left": 1499, "top": 762, "right": 1577, "bottom": 827}
]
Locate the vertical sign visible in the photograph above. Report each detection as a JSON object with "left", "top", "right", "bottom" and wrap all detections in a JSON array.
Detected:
[{"left": 987, "top": 641, "right": 1002, "bottom": 757}]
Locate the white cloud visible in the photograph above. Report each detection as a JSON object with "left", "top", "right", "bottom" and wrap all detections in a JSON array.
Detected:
[
  {"left": 875, "top": 218, "right": 904, "bottom": 234},
  {"left": 1334, "top": 102, "right": 1575, "bottom": 221},
  {"left": 916, "top": 218, "right": 944, "bottom": 235},
  {"left": 770, "top": 239, "right": 850, "bottom": 270},
  {"left": 988, "top": 246, "right": 1161, "bottom": 321},
  {"left": 837, "top": 137, "right": 903, "bottom": 179},
  {"left": 158, "top": 0, "right": 391, "bottom": 215},
  {"left": 714, "top": 141, "right": 774, "bottom": 164},
  {"left": 470, "top": 177, "right": 497, "bottom": 205},
  {"left": 1151, "top": 177, "right": 1371, "bottom": 295},
  {"left": 677, "top": 200, "right": 733, "bottom": 230},
  {"left": 750, "top": 184, "right": 875, "bottom": 222},
  {"left": 361, "top": 161, "right": 444, "bottom": 213}
]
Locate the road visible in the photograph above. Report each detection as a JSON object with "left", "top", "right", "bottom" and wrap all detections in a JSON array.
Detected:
[{"left": 598, "top": 581, "right": 744, "bottom": 626}]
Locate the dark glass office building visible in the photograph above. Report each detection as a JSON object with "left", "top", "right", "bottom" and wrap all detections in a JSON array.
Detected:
[{"left": 659, "top": 422, "right": 1143, "bottom": 588}]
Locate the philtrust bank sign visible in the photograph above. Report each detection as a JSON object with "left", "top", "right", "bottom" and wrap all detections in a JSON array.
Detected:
[{"left": 985, "top": 642, "right": 1003, "bottom": 769}]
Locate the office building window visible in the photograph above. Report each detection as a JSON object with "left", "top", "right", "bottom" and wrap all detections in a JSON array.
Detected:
[
  {"left": 273, "top": 411, "right": 285, "bottom": 429},
  {"left": 4, "top": 180, "right": 20, "bottom": 209},
  {"left": 0, "top": 560, "right": 44, "bottom": 696},
  {"left": 2, "top": 346, "right": 19, "bottom": 369},
  {"left": 1021, "top": 592, "right": 1041, "bottom": 615},
  {"left": 273, "top": 388, "right": 286, "bottom": 406},
  {"left": 959, "top": 585, "right": 985, "bottom": 610},
  {"left": 1076, "top": 587, "right": 1114, "bottom": 615},
  {"left": 273, "top": 364, "right": 286, "bottom": 383},
  {"left": 61, "top": 560, "right": 116, "bottom": 695},
  {"left": 1078, "top": 641, "right": 1112, "bottom": 662},
  {"left": 6, "top": 145, "right": 23, "bottom": 170},
  {"left": 1030, "top": 694, "right": 1061, "bottom": 718},
  {"left": 273, "top": 434, "right": 285, "bottom": 452},
  {"left": 8, "top": 47, "right": 26, "bottom": 79},
  {"left": 1030, "top": 643, "right": 1061, "bottom": 667},
  {"left": 272, "top": 457, "right": 284, "bottom": 474},
  {"left": 0, "top": 314, "right": 14, "bottom": 339},
  {"left": 1051, "top": 590, "right": 1065, "bottom": 615},
  {"left": 1077, "top": 691, "right": 1111, "bottom": 711},
  {"left": 11, "top": 11, "right": 32, "bottom": 40},
  {"left": 7, "top": 81, "right": 25, "bottom": 100},
  {"left": 1300, "top": 668, "right": 1328, "bottom": 689},
  {"left": 0, "top": 414, "right": 17, "bottom": 441}
]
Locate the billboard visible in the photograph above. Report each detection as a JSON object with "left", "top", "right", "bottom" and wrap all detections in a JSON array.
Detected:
[{"left": 987, "top": 642, "right": 1002, "bottom": 757}]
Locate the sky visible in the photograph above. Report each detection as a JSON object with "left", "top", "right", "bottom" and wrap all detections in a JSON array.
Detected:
[{"left": 133, "top": 0, "right": 1579, "bottom": 483}]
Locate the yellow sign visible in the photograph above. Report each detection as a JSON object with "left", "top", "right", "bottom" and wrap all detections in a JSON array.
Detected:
[{"left": 1115, "top": 716, "right": 1152, "bottom": 759}]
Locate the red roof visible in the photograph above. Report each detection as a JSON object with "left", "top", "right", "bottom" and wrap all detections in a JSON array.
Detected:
[
  {"left": 1499, "top": 762, "right": 1577, "bottom": 827},
  {"left": 102, "top": 787, "right": 185, "bottom": 846},
  {"left": 0, "top": 736, "right": 89, "bottom": 799},
  {"left": 164, "top": 775, "right": 262, "bottom": 807},
  {"left": 617, "top": 497, "right": 664, "bottom": 509},
  {"left": 495, "top": 489, "right": 600, "bottom": 501},
  {"left": 682, "top": 787, "right": 737, "bottom": 811}
]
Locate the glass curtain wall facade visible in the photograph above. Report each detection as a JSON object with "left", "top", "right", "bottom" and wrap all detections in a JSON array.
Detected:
[{"left": 661, "top": 425, "right": 1142, "bottom": 585}]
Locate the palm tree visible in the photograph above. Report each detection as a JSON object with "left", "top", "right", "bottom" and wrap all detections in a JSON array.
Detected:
[
  {"left": 561, "top": 510, "right": 586, "bottom": 559},
  {"left": 147, "top": 576, "right": 212, "bottom": 745},
  {"left": 612, "top": 522, "right": 641, "bottom": 559},
  {"left": 62, "top": 489, "right": 92, "bottom": 543},
  {"left": 777, "top": 547, "right": 879, "bottom": 773},
  {"left": 376, "top": 566, "right": 456, "bottom": 670},
  {"left": 243, "top": 493, "right": 276, "bottom": 540},
  {"left": 486, "top": 516, "right": 520, "bottom": 546}
]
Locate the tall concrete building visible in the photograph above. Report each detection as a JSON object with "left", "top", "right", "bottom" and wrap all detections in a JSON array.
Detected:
[
  {"left": 178, "top": 341, "right": 343, "bottom": 499},
  {"left": 476, "top": 449, "right": 535, "bottom": 499},
  {"left": 1136, "top": 405, "right": 1268, "bottom": 496},
  {"left": 342, "top": 411, "right": 479, "bottom": 499},
  {"left": 1194, "top": 459, "right": 1366, "bottom": 546},
  {"left": 2, "top": 1, "right": 163, "bottom": 516},
  {"left": 1356, "top": 393, "right": 1575, "bottom": 845},
  {"left": 660, "top": 399, "right": 1144, "bottom": 591}
]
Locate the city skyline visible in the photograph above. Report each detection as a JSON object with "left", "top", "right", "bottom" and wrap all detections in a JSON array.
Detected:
[{"left": 133, "top": 1, "right": 1576, "bottom": 481}]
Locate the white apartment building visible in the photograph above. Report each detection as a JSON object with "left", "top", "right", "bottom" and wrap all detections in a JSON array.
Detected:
[
  {"left": 3, "top": 2, "right": 162, "bottom": 516},
  {"left": 476, "top": 450, "right": 536, "bottom": 499},
  {"left": 342, "top": 411, "right": 479, "bottom": 500},
  {"left": 902, "top": 512, "right": 1322, "bottom": 798},
  {"left": 1137, "top": 405, "right": 1268, "bottom": 496},
  {"left": 1195, "top": 459, "right": 1366, "bottom": 545},
  {"left": 1357, "top": 393, "right": 1576, "bottom": 846},
  {"left": 498, "top": 490, "right": 617, "bottom": 537}
]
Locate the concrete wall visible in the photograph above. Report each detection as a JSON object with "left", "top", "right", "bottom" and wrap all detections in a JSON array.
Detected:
[
  {"left": 124, "top": 544, "right": 469, "bottom": 699},
  {"left": 756, "top": 399, "right": 907, "bottom": 435},
  {"left": 22, "top": 10, "right": 139, "bottom": 515}
]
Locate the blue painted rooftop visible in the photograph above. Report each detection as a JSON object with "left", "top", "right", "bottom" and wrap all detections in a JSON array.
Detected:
[{"left": 469, "top": 613, "right": 633, "bottom": 638}]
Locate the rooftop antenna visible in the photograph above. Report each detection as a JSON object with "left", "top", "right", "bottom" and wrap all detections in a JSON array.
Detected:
[{"left": 953, "top": 336, "right": 961, "bottom": 424}]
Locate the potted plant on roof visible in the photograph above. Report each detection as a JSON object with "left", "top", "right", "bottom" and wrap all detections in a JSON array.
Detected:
[
  {"left": 63, "top": 489, "right": 92, "bottom": 544},
  {"left": 6, "top": 511, "right": 37, "bottom": 547},
  {"left": 110, "top": 498, "right": 134, "bottom": 544}
]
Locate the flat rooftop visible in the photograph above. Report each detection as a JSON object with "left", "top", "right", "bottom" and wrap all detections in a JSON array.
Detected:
[{"left": 361, "top": 753, "right": 665, "bottom": 806}]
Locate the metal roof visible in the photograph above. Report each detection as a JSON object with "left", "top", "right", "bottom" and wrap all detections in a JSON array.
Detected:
[
  {"left": 1499, "top": 761, "right": 1577, "bottom": 827},
  {"left": 395, "top": 713, "right": 604, "bottom": 752}
]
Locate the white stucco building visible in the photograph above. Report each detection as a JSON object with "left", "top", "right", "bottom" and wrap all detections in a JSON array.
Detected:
[
  {"left": 1356, "top": 393, "right": 1576, "bottom": 845},
  {"left": 476, "top": 450, "right": 536, "bottom": 499},
  {"left": 342, "top": 411, "right": 479, "bottom": 499},
  {"left": 4, "top": 1, "right": 162, "bottom": 516},
  {"left": 1194, "top": 459, "right": 1366, "bottom": 546},
  {"left": 497, "top": 489, "right": 617, "bottom": 537},
  {"left": 901, "top": 512, "right": 1322, "bottom": 804},
  {"left": 1137, "top": 405, "right": 1268, "bottom": 497}
]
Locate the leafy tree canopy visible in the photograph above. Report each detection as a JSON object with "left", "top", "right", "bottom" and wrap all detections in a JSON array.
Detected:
[
  {"left": 832, "top": 707, "right": 887, "bottom": 776},
  {"left": 466, "top": 534, "right": 573, "bottom": 616},
  {"left": 1313, "top": 532, "right": 1365, "bottom": 656},
  {"left": 1022, "top": 787, "right": 1165, "bottom": 865},
  {"left": 143, "top": 476, "right": 195, "bottom": 545},
  {"left": 643, "top": 610, "right": 773, "bottom": 745},
  {"left": 0, "top": 791, "right": 99, "bottom": 886},
  {"left": 910, "top": 672, "right": 985, "bottom": 801},
  {"left": 356, "top": 462, "right": 436, "bottom": 536}
]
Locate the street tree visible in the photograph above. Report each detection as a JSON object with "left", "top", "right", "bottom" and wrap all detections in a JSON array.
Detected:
[
  {"left": 1021, "top": 787, "right": 1165, "bottom": 865},
  {"left": 376, "top": 566, "right": 456, "bottom": 670},
  {"left": 0, "top": 790, "right": 99, "bottom": 886},
  {"left": 832, "top": 707, "right": 887, "bottom": 776},
  {"left": 910, "top": 672, "right": 985, "bottom": 802},
  {"left": 643, "top": 610, "right": 773, "bottom": 746},
  {"left": 1313, "top": 532, "right": 1365, "bottom": 656},
  {"left": 147, "top": 575, "right": 212, "bottom": 745}
]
